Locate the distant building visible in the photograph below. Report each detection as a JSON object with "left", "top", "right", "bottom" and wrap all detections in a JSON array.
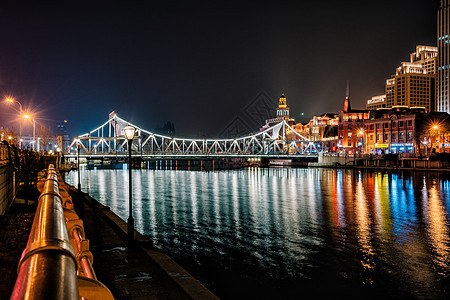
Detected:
[
  {"left": 262, "top": 92, "right": 295, "bottom": 130},
  {"left": 366, "top": 95, "right": 387, "bottom": 110},
  {"left": 438, "top": 0, "right": 450, "bottom": 113},
  {"left": 154, "top": 121, "right": 176, "bottom": 136},
  {"left": 410, "top": 45, "right": 438, "bottom": 75},
  {"left": 56, "top": 120, "right": 70, "bottom": 151},
  {"left": 386, "top": 46, "right": 437, "bottom": 113},
  {"left": 275, "top": 92, "right": 295, "bottom": 125},
  {"left": 302, "top": 113, "right": 339, "bottom": 152}
]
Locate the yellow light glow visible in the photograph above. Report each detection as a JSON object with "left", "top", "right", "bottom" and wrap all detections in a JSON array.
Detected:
[
  {"left": 6, "top": 98, "right": 14, "bottom": 102},
  {"left": 23, "top": 114, "right": 30, "bottom": 119}
]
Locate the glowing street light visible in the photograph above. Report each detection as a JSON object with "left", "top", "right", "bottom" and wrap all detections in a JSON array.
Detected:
[{"left": 123, "top": 125, "right": 136, "bottom": 246}]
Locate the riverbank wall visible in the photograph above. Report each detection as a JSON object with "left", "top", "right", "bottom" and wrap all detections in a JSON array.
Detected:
[{"left": 309, "top": 153, "right": 450, "bottom": 172}]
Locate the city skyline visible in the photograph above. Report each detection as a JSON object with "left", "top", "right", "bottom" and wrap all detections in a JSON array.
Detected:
[{"left": 0, "top": 1, "right": 440, "bottom": 137}]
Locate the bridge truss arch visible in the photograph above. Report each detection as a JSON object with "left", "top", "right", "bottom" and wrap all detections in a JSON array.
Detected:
[{"left": 67, "top": 112, "right": 318, "bottom": 157}]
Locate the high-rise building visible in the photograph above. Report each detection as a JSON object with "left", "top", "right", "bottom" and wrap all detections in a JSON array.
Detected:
[
  {"left": 385, "top": 46, "right": 437, "bottom": 112},
  {"left": 56, "top": 120, "right": 70, "bottom": 151},
  {"left": 437, "top": 0, "right": 449, "bottom": 113},
  {"left": 410, "top": 45, "right": 438, "bottom": 74}
]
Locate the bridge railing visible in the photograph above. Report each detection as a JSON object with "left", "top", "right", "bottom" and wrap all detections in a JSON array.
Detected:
[{"left": 10, "top": 164, "right": 114, "bottom": 299}]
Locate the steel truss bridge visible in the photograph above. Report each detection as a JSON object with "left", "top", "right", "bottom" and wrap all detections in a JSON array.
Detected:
[{"left": 65, "top": 112, "right": 319, "bottom": 159}]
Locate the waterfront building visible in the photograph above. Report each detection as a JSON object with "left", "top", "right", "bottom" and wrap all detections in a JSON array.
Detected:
[
  {"left": 415, "top": 111, "right": 450, "bottom": 153},
  {"left": 366, "top": 95, "right": 387, "bottom": 110},
  {"left": 385, "top": 46, "right": 437, "bottom": 113},
  {"left": 338, "top": 96, "right": 370, "bottom": 154},
  {"left": 363, "top": 107, "right": 450, "bottom": 154},
  {"left": 438, "top": 0, "right": 450, "bottom": 113},
  {"left": 301, "top": 113, "right": 339, "bottom": 152},
  {"left": 364, "top": 107, "right": 422, "bottom": 154}
]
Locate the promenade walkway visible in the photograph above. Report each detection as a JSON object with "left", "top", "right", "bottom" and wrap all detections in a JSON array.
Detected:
[
  {"left": 65, "top": 183, "right": 219, "bottom": 300},
  {"left": 0, "top": 180, "right": 218, "bottom": 299}
]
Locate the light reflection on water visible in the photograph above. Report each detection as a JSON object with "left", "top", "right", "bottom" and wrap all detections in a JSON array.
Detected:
[{"left": 66, "top": 168, "right": 450, "bottom": 299}]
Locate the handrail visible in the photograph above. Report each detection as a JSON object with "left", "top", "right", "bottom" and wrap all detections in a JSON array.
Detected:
[
  {"left": 10, "top": 164, "right": 114, "bottom": 299},
  {"left": 10, "top": 164, "right": 80, "bottom": 299}
]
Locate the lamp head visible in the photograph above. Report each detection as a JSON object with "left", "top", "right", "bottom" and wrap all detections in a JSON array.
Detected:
[{"left": 123, "top": 125, "right": 136, "bottom": 140}]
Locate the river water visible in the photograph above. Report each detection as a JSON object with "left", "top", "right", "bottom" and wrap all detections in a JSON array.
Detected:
[{"left": 65, "top": 167, "right": 450, "bottom": 299}]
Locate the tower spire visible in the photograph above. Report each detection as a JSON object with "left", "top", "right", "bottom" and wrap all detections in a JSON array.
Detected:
[
  {"left": 346, "top": 80, "right": 350, "bottom": 99},
  {"left": 343, "top": 81, "right": 352, "bottom": 112}
]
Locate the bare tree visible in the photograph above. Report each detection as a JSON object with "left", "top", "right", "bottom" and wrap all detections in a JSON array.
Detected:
[
  {"left": 0, "top": 128, "right": 19, "bottom": 146},
  {"left": 38, "top": 125, "right": 53, "bottom": 152}
]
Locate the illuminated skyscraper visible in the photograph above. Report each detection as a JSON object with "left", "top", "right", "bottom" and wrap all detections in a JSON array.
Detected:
[
  {"left": 437, "top": 0, "right": 449, "bottom": 113},
  {"left": 384, "top": 46, "right": 437, "bottom": 112}
]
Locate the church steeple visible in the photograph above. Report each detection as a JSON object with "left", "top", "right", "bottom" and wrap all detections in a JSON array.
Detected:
[{"left": 343, "top": 81, "right": 352, "bottom": 112}]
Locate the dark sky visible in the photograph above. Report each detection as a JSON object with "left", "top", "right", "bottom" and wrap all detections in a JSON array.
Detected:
[{"left": 0, "top": 1, "right": 440, "bottom": 138}]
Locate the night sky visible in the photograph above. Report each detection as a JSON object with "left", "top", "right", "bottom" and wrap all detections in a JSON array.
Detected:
[{"left": 0, "top": 1, "right": 440, "bottom": 138}]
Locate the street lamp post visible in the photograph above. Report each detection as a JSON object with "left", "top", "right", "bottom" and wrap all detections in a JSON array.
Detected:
[
  {"left": 23, "top": 114, "right": 36, "bottom": 150},
  {"left": 56, "top": 147, "right": 61, "bottom": 169},
  {"left": 123, "top": 125, "right": 136, "bottom": 246},
  {"left": 358, "top": 128, "right": 364, "bottom": 154},
  {"left": 77, "top": 144, "right": 81, "bottom": 193},
  {"left": 5, "top": 98, "right": 23, "bottom": 148}
]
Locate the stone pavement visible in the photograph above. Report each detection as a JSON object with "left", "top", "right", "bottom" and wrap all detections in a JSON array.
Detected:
[
  {"left": 66, "top": 184, "right": 219, "bottom": 300},
  {"left": 0, "top": 204, "right": 35, "bottom": 299}
]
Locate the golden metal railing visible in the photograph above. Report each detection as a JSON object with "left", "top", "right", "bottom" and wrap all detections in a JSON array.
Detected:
[{"left": 10, "top": 164, "right": 114, "bottom": 299}]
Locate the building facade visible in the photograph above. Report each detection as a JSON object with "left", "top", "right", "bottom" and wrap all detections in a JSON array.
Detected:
[
  {"left": 338, "top": 97, "right": 370, "bottom": 154},
  {"left": 364, "top": 109, "right": 419, "bottom": 154},
  {"left": 438, "top": 0, "right": 450, "bottom": 113}
]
